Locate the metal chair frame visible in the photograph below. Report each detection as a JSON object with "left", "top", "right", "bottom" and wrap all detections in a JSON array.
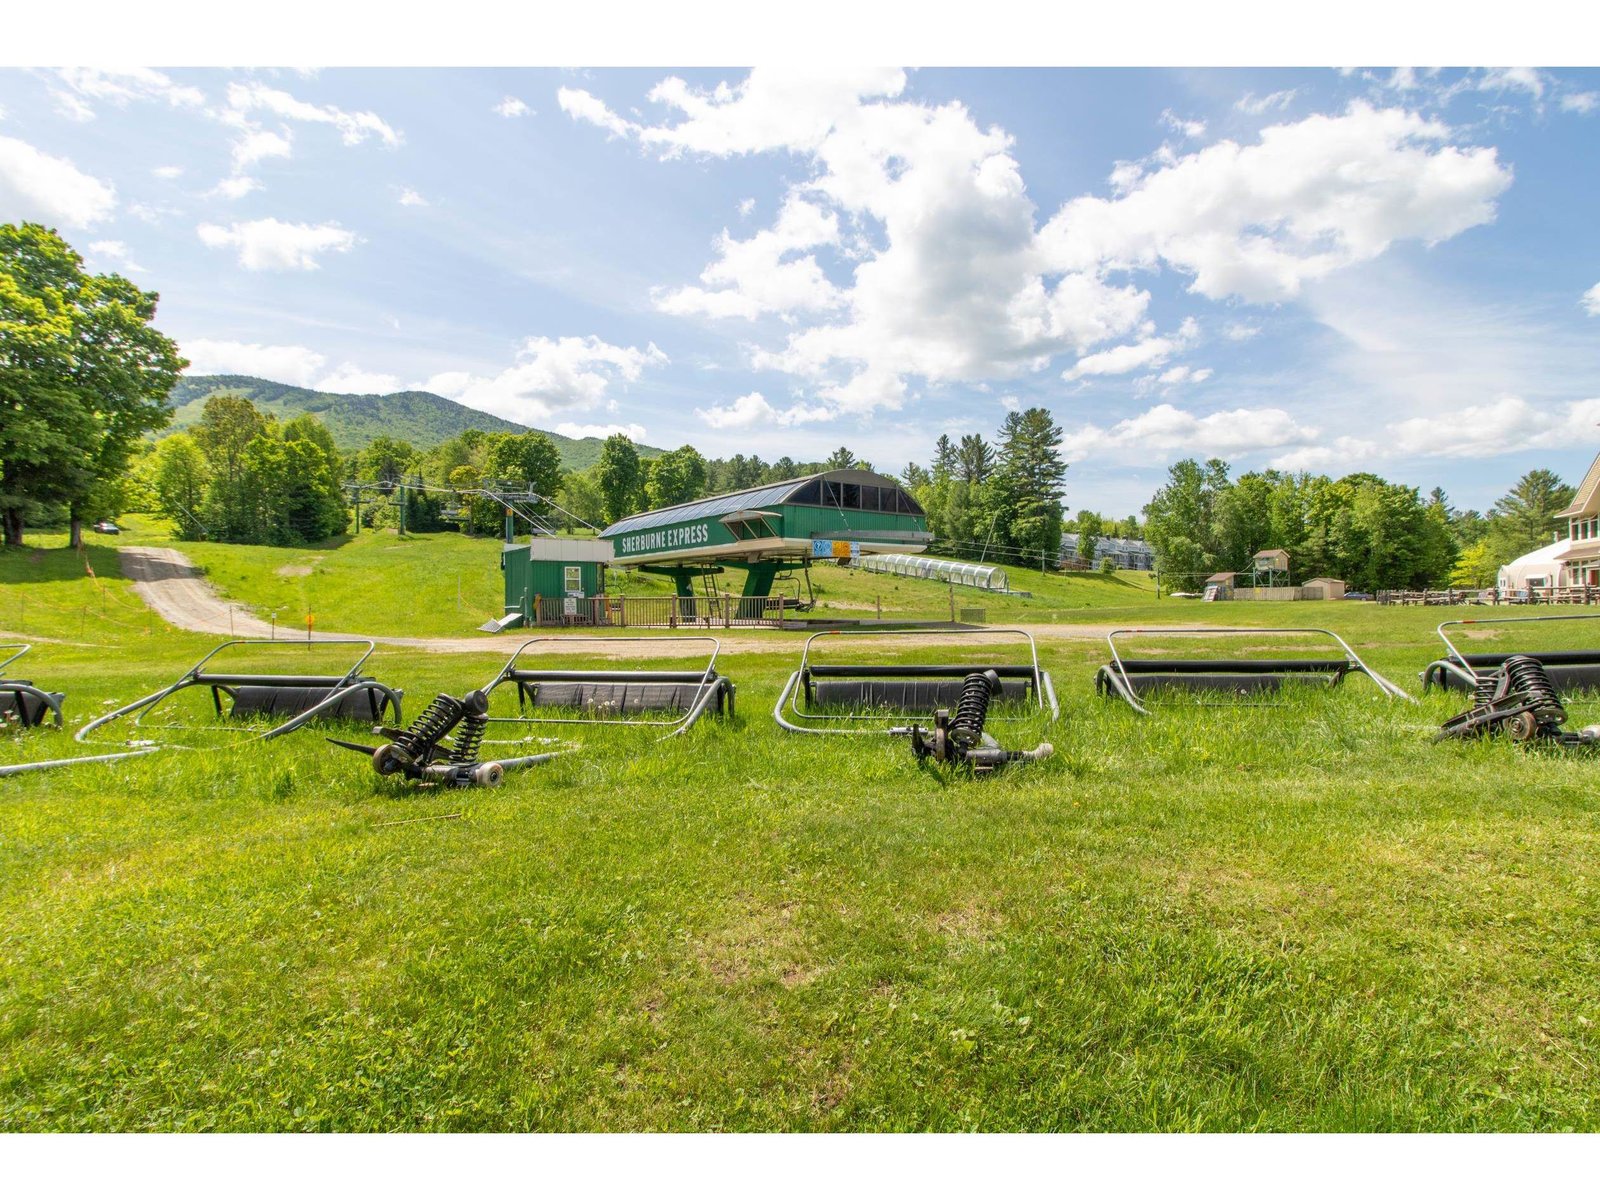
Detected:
[
  {"left": 481, "top": 635, "right": 733, "bottom": 740},
  {"left": 1096, "top": 626, "right": 1414, "bottom": 716},
  {"left": 77, "top": 638, "right": 402, "bottom": 745},
  {"left": 773, "top": 628, "right": 1059, "bottom": 736},
  {"left": 1422, "top": 613, "right": 1600, "bottom": 693},
  {"left": 0, "top": 644, "right": 65, "bottom": 729}
]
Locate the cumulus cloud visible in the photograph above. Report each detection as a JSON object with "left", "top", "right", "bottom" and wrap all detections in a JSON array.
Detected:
[
  {"left": 1223, "top": 321, "right": 1261, "bottom": 341},
  {"left": 1061, "top": 403, "right": 1322, "bottom": 463},
  {"left": 426, "top": 335, "right": 668, "bottom": 423},
  {"left": 182, "top": 339, "right": 327, "bottom": 385},
  {"left": 223, "top": 82, "right": 400, "bottom": 147},
  {"left": 1387, "top": 396, "right": 1600, "bottom": 459},
  {"left": 315, "top": 365, "right": 401, "bottom": 394},
  {"left": 1065, "top": 333, "right": 1183, "bottom": 379},
  {"left": 656, "top": 196, "right": 845, "bottom": 319},
  {"left": 1039, "top": 103, "right": 1511, "bottom": 303},
  {"left": 569, "top": 73, "right": 1510, "bottom": 418},
  {"left": 1160, "top": 110, "right": 1206, "bottom": 138},
  {"left": 693, "top": 391, "right": 834, "bottom": 428},
  {"left": 1561, "top": 92, "right": 1599, "bottom": 114},
  {"left": 1156, "top": 365, "right": 1212, "bottom": 385},
  {"left": 1583, "top": 283, "right": 1600, "bottom": 316},
  {"left": 554, "top": 422, "right": 648, "bottom": 441},
  {"left": 0, "top": 136, "right": 115, "bottom": 227},
  {"left": 495, "top": 96, "right": 532, "bottom": 118},
  {"left": 1477, "top": 67, "right": 1547, "bottom": 99},
  {"left": 151, "top": 165, "right": 184, "bottom": 179},
  {"left": 397, "top": 186, "right": 428, "bottom": 207},
  {"left": 197, "top": 218, "right": 358, "bottom": 270}
]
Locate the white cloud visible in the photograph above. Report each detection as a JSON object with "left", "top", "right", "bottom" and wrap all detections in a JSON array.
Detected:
[
  {"left": 1222, "top": 321, "right": 1261, "bottom": 341},
  {"left": 553, "top": 422, "right": 648, "bottom": 441},
  {"left": 556, "top": 87, "right": 636, "bottom": 138},
  {"left": 182, "top": 339, "right": 326, "bottom": 385},
  {"left": 1066, "top": 335, "right": 1181, "bottom": 379},
  {"left": 1269, "top": 437, "right": 1381, "bottom": 473},
  {"left": 224, "top": 82, "right": 400, "bottom": 147},
  {"left": 231, "top": 129, "right": 292, "bottom": 172},
  {"left": 1477, "top": 67, "right": 1546, "bottom": 99},
  {"left": 1061, "top": 403, "right": 1322, "bottom": 463},
  {"left": 737, "top": 197, "right": 756, "bottom": 217},
  {"left": 574, "top": 75, "right": 1508, "bottom": 420},
  {"left": 693, "top": 391, "right": 833, "bottom": 428},
  {"left": 397, "top": 187, "right": 428, "bottom": 207},
  {"left": 1561, "top": 92, "right": 1599, "bottom": 114},
  {"left": 1040, "top": 103, "right": 1511, "bottom": 303},
  {"left": 52, "top": 67, "right": 204, "bottom": 118},
  {"left": 1157, "top": 365, "right": 1212, "bottom": 385},
  {"left": 1387, "top": 396, "right": 1600, "bottom": 459},
  {"left": 0, "top": 135, "right": 115, "bottom": 227},
  {"left": 1160, "top": 110, "right": 1206, "bottom": 138},
  {"left": 657, "top": 196, "right": 845, "bottom": 319},
  {"left": 429, "top": 336, "right": 668, "bottom": 423},
  {"left": 151, "top": 165, "right": 184, "bottom": 179},
  {"left": 315, "top": 365, "right": 402, "bottom": 394},
  {"left": 197, "top": 218, "right": 357, "bottom": 271},
  {"left": 1235, "top": 89, "right": 1297, "bottom": 115},
  {"left": 494, "top": 96, "right": 532, "bottom": 118},
  {"left": 1583, "top": 283, "right": 1600, "bottom": 316},
  {"left": 87, "top": 240, "right": 144, "bottom": 272},
  {"left": 208, "top": 175, "right": 261, "bottom": 200}
]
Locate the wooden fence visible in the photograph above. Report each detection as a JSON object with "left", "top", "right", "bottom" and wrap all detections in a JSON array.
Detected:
[{"left": 1376, "top": 587, "right": 1600, "bottom": 607}]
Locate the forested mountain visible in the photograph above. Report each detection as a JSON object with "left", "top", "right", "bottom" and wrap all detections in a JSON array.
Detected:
[{"left": 166, "top": 376, "right": 663, "bottom": 470}]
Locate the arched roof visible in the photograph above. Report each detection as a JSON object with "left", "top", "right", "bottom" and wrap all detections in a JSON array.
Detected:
[{"left": 601, "top": 469, "right": 924, "bottom": 539}]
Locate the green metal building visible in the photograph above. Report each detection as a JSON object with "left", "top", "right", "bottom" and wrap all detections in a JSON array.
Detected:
[{"left": 600, "top": 469, "right": 931, "bottom": 600}]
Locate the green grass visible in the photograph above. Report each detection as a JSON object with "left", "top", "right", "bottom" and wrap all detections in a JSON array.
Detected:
[{"left": 4, "top": 535, "right": 1600, "bottom": 1130}]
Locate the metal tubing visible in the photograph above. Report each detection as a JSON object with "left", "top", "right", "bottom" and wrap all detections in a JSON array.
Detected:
[
  {"left": 0, "top": 747, "right": 160, "bottom": 778},
  {"left": 1428, "top": 613, "right": 1600, "bottom": 693}
]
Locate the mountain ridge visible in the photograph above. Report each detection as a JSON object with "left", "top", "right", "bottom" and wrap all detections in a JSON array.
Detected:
[{"left": 165, "top": 375, "right": 665, "bottom": 471}]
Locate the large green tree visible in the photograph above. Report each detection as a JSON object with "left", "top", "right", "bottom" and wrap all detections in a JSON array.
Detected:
[
  {"left": 645, "top": 445, "right": 709, "bottom": 509},
  {"left": 0, "top": 223, "right": 184, "bottom": 547},
  {"left": 987, "top": 407, "right": 1067, "bottom": 566},
  {"left": 596, "top": 434, "right": 644, "bottom": 524},
  {"left": 1487, "top": 469, "right": 1574, "bottom": 563}
]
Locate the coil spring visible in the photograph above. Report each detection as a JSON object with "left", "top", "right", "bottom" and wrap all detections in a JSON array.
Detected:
[
  {"left": 951, "top": 671, "right": 1000, "bottom": 743},
  {"left": 1471, "top": 670, "right": 1499, "bottom": 707},
  {"left": 1502, "top": 655, "right": 1566, "bottom": 724},
  {"left": 449, "top": 712, "right": 487, "bottom": 764},
  {"left": 395, "top": 693, "right": 465, "bottom": 755}
]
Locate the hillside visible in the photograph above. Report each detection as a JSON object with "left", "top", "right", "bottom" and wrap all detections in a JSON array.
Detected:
[{"left": 166, "top": 375, "right": 665, "bottom": 470}]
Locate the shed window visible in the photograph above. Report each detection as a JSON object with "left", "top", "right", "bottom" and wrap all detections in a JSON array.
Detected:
[{"left": 564, "top": 565, "right": 582, "bottom": 594}]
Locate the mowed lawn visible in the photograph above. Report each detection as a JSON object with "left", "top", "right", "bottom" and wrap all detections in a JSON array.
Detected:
[{"left": 2, "top": 535, "right": 1599, "bottom": 1130}]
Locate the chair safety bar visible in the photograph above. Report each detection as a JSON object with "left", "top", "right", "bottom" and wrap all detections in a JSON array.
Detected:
[
  {"left": 77, "top": 638, "right": 402, "bottom": 745},
  {"left": 0, "top": 644, "right": 65, "bottom": 729},
  {"left": 774, "top": 628, "right": 1059, "bottom": 735},
  {"left": 1096, "top": 626, "right": 1414, "bottom": 716},
  {"left": 482, "top": 635, "right": 733, "bottom": 739},
  {"left": 1423, "top": 613, "right": 1600, "bottom": 693}
]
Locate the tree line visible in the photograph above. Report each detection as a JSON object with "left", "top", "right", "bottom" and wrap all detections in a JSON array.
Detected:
[
  {"left": 897, "top": 408, "right": 1070, "bottom": 568},
  {"left": 1139, "top": 458, "right": 1577, "bottom": 592}
]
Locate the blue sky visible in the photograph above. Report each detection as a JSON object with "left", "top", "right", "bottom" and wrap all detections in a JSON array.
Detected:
[{"left": 2, "top": 64, "right": 1598, "bottom": 517}]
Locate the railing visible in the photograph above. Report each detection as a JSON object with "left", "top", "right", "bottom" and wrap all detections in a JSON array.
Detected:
[
  {"left": 525, "top": 594, "right": 789, "bottom": 628},
  {"left": 1377, "top": 586, "right": 1600, "bottom": 607}
]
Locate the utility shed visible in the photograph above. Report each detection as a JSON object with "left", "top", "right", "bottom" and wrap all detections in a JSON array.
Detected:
[
  {"left": 501, "top": 537, "right": 613, "bottom": 623},
  {"left": 1301, "top": 577, "right": 1347, "bottom": 600}
]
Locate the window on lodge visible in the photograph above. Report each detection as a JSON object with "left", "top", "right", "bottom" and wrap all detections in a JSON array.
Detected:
[{"left": 792, "top": 478, "right": 925, "bottom": 516}]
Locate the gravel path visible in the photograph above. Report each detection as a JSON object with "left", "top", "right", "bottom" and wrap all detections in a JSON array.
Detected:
[{"left": 116, "top": 545, "right": 1200, "bottom": 657}]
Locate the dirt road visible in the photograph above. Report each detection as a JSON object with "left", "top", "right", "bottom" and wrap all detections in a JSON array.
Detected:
[{"left": 116, "top": 545, "right": 1178, "bottom": 657}]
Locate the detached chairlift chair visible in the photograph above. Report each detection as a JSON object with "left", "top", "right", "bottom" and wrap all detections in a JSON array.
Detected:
[
  {"left": 1095, "top": 626, "right": 1413, "bottom": 716},
  {"left": 773, "top": 629, "right": 1058, "bottom": 769},
  {"left": 481, "top": 634, "right": 735, "bottom": 741},
  {"left": 1421, "top": 613, "right": 1600, "bottom": 694},
  {"left": 0, "top": 645, "right": 64, "bottom": 729},
  {"left": 76, "top": 637, "right": 403, "bottom": 746}
]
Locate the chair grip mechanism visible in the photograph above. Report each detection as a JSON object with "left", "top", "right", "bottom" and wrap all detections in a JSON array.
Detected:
[{"left": 898, "top": 670, "right": 1054, "bottom": 774}]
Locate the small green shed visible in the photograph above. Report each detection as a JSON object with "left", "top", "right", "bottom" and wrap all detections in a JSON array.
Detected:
[{"left": 500, "top": 537, "right": 613, "bottom": 625}]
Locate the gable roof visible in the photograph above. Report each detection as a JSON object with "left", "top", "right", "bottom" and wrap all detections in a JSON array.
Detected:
[{"left": 1557, "top": 449, "right": 1600, "bottom": 518}]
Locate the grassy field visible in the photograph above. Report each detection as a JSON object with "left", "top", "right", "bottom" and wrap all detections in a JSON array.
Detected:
[{"left": 4, "top": 533, "right": 1600, "bottom": 1131}]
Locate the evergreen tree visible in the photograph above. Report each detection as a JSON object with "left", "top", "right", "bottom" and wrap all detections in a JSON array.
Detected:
[
  {"left": 957, "top": 434, "right": 995, "bottom": 485},
  {"left": 1488, "top": 470, "right": 1575, "bottom": 561},
  {"left": 988, "top": 407, "right": 1067, "bottom": 566}
]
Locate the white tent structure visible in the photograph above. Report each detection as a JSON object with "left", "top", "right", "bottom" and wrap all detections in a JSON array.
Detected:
[
  {"left": 1497, "top": 538, "right": 1571, "bottom": 594},
  {"left": 857, "top": 553, "right": 1010, "bottom": 592}
]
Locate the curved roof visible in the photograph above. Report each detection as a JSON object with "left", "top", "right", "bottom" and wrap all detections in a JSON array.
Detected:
[{"left": 601, "top": 469, "right": 924, "bottom": 539}]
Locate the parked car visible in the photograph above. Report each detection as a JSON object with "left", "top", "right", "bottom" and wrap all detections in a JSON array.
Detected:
[
  {"left": 92, "top": 520, "right": 120, "bottom": 534},
  {"left": 1341, "top": 591, "right": 1373, "bottom": 601}
]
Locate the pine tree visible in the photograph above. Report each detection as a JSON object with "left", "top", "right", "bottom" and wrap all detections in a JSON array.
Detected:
[{"left": 989, "top": 407, "right": 1067, "bottom": 566}]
